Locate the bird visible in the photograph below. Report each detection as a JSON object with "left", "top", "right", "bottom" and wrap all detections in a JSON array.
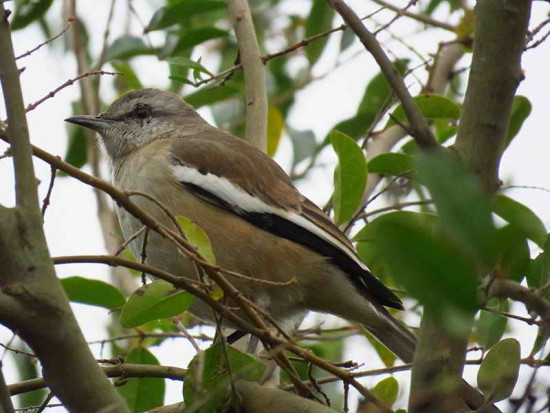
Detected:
[
  {"left": 66, "top": 88, "right": 414, "bottom": 356},
  {"left": 65, "top": 89, "right": 490, "bottom": 410}
]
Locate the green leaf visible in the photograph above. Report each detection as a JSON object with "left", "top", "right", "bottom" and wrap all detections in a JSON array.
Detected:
[
  {"left": 118, "top": 348, "right": 165, "bottom": 412},
  {"left": 176, "top": 216, "right": 216, "bottom": 265},
  {"left": 104, "top": 36, "right": 156, "bottom": 62},
  {"left": 323, "top": 60, "right": 409, "bottom": 143},
  {"left": 111, "top": 62, "right": 144, "bottom": 92},
  {"left": 330, "top": 130, "right": 368, "bottom": 224},
  {"left": 267, "top": 106, "right": 284, "bottom": 157},
  {"left": 170, "top": 27, "right": 228, "bottom": 55},
  {"left": 185, "top": 84, "right": 242, "bottom": 108},
  {"left": 417, "top": 152, "right": 496, "bottom": 266},
  {"left": 371, "top": 377, "right": 399, "bottom": 407},
  {"left": 387, "top": 94, "right": 461, "bottom": 127},
  {"left": 506, "top": 95, "right": 532, "bottom": 144},
  {"left": 362, "top": 329, "right": 397, "bottom": 368},
  {"left": 527, "top": 234, "right": 550, "bottom": 300},
  {"left": 367, "top": 153, "right": 414, "bottom": 177},
  {"left": 476, "top": 298, "right": 508, "bottom": 349},
  {"left": 120, "top": 280, "right": 195, "bottom": 328},
  {"left": 304, "top": 0, "right": 334, "bottom": 65},
  {"left": 184, "top": 341, "right": 265, "bottom": 412},
  {"left": 495, "top": 225, "right": 530, "bottom": 283},
  {"left": 146, "top": 0, "right": 226, "bottom": 32},
  {"left": 340, "top": 29, "right": 355, "bottom": 52},
  {"left": 61, "top": 276, "right": 125, "bottom": 309},
  {"left": 493, "top": 194, "right": 546, "bottom": 248},
  {"left": 11, "top": 0, "right": 54, "bottom": 31},
  {"left": 376, "top": 216, "right": 478, "bottom": 318},
  {"left": 166, "top": 57, "right": 211, "bottom": 75},
  {"left": 477, "top": 338, "right": 521, "bottom": 403},
  {"left": 288, "top": 127, "right": 317, "bottom": 167},
  {"left": 64, "top": 124, "right": 88, "bottom": 170},
  {"left": 354, "top": 211, "right": 437, "bottom": 243}
]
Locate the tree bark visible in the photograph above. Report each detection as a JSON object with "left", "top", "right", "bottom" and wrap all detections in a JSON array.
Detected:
[{"left": 0, "top": 5, "right": 129, "bottom": 412}]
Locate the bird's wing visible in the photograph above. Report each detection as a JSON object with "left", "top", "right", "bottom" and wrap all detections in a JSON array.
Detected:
[{"left": 169, "top": 132, "right": 402, "bottom": 309}]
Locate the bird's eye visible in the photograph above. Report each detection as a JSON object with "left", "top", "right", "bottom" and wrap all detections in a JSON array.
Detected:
[{"left": 133, "top": 104, "right": 151, "bottom": 120}]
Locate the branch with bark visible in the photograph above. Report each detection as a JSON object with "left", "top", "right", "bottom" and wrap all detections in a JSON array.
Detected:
[
  {"left": 228, "top": 0, "right": 267, "bottom": 152},
  {"left": 0, "top": 4, "right": 130, "bottom": 412}
]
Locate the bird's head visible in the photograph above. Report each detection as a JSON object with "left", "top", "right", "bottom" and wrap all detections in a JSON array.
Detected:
[{"left": 65, "top": 88, "right": 201, "bottom": 161}]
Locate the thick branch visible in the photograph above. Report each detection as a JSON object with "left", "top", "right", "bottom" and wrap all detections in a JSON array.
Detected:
[
  {"left": 0, "top": 5, "right": 129, "bottom": 412},
  {"left": 453, "top": 0, "right": 532, "bottom": 192},
  {"left": 0, "top": 7, "right": 39, "bottom": 212},
  {"left": 327, "top": 0, "right": 438, "bottom": 149},
  {"left": 228, "top": 0, "right": 267, "bottom": 152}
]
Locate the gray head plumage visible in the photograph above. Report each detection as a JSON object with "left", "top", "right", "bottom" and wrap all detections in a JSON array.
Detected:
[{"left": 65, "top": 88, "right": 205, "bottom": 161}]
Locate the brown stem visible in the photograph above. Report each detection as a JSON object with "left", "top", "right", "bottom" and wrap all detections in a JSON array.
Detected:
[{"left": 453, "top": 0, "right": 532, "bottom": 193}]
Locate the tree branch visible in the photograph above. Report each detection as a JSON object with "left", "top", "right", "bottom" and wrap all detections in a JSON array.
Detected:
[
  {"left": 327, "top": 0, "right": 438, "bottom": 149},
  {"left": 0, "top": 5, "right": 130, "bottom": 411},
  {"left": 371, "top": 0, "right": 456, "bottom": 32},
  {"left": 8, "top": 363, "right": 187, "bottom": 396},
  {"left": 453, "top": 0, "right": 532, "bottom": 192},
  {"left": 228, "top": 0, "right": 267, "bottom": 152},
  {"left": 488, "top": 279, "right": 550, "bottom": 330}
]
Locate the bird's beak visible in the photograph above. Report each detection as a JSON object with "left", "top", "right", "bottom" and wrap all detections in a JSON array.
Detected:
[{"left": 64, "top": 115, "right": 115, "bottom": 131}]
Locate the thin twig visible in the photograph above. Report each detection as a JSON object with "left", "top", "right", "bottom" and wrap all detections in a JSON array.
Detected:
[
  {"left": 327, "top": 0, "right": 438, "bottom": 150},
  {"left": 41, "top": 165, "right": 57, "bottom": 217},
  {"left": 25, "top": 71, "right": 122, "bottom": 112},
  {"left": 15, "top": 18, "right": 74, "bottom": 60},
  {"left": 173, "top": 318, "right": 201, "bottom": 353},
  {"left": 370, "top": 0, "right": 456, "bottom": 32},
  {"left": 114, "top": 226, "right": 147, "bottom": 256}
]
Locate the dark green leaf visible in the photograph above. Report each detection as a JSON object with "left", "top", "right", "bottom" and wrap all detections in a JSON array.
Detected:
[
  {"left": 476, "top": 298, "right": 508, "bottom": 349},
  {"left": 146, "top": 0, "right": 226, "bottom": 32},
  {"left": 104, "top": 36, "right": 156, "bottom": 62},
  {"left": 340, "top": 29, "right": 355, "bottom": 52},
  {"left": 111, "top": 62, "right": 144, "bottom": 92},
  {"left": 493, "top": 194, "right": 546, "bottom": 248},
  {"left": 371, "top": 377, "right": 399, "bottom": 407},
  {"left": 64, "top": 124, "right": 88, "bottom": 170},
  {"left": 354, "top": 211, "right": 437, "bottom": 243},
  {"left": 362, "top": 329, "right": 397, "bottom": 368},
  {"left": 330, "top": 130, "right": 368, "bottom": 224},
  {"left": 61, "top": 276, "right": 126, "bottom": 309},
  {"left": 434, "top": 119, "right": 457, "bottom": 143},
  {"left": 166, "top": 56, "right": 210, "bottom": 74},
  {"left": 322, "top": 60, "right": 409, "bottom": 144},
  {"left": 368, "top": 153, "right": 414, "bottom": 177},
  {"left": 170, "top": 27, "right": 228, "bottom": 55},
  {"left": 118, "top": 348, "right": 165, "bottom": 412},
  {"left": 477, "top": 338, "right": 521, "bottom": 403},
  {"left": 417, "top": 152, "right": 496, "bottom": 266},
  {"left": 527, "top": 235, "right": 550, "bottom": 300},
  {"left": 120, "top": 280, "right": 195, "bottom": 328},
  {"left": 288, "top": 127, "right": 317, "bottom": 167},
  {"left": 13, "top": 341, "right": 45, "bottom": 407},
  {"left": 11, "top": 0, "right": 54, "bottom": 30},
  {"left": 387, "top": 94, "right": 461, "bottom": 127},
  {"left": 304, "top": 0, "right": 334, "bottom": 65},
  {"left": 376, "top": 216, "right": 478, "bottom": 318},
  {"left": 506, "top": 95, "right": 532, "bottom": 144},
  {"left": 184, "top": 341, "right": 265, "bottom": 412},
  {"left": 495, "top": 225, "right": 530, "bottom": 283},
  {"left": 185, "top": 84, "right": 242, "bottom": 108}
]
